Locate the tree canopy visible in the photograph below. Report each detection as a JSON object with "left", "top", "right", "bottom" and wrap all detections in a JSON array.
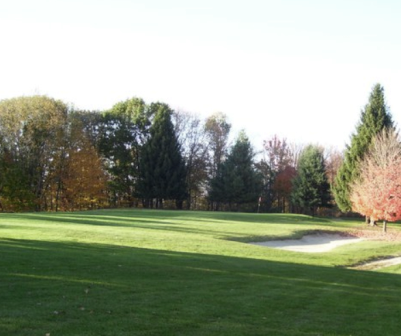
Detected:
[{"left": 0, "top": 84, "right": 397, "bottom": 216}]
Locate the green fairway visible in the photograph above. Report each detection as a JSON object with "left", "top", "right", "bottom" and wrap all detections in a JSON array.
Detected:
[{"left": 1, "top": 210, "right": 401, "bottom": 335}]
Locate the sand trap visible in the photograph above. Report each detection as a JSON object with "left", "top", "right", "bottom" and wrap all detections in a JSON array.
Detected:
[
  {"left": 250, "top": 233, "right": 364, "bottom": 253},
  {"left": 353, "top": 257, "right": 401, "bottom": 270}
]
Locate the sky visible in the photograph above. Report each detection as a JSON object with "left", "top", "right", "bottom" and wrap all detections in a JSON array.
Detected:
[{"left": 1, "top": 0, "right": 401, "bottom": 150}]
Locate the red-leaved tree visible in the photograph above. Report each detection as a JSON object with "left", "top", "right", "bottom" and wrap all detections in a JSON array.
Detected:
[
  {"left": 273, "top": 165, "right": 297, "bottom": 212},
  {"left": 350, "top": 129, "right": 401, "bottom": 232}
]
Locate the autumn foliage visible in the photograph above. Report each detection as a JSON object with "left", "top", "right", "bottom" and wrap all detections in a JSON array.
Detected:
[
  {"left": 273, "top": 165, "right": 297, "bottom": 209},
  {"left": 350, "top": 129, "right": 401, "bottom": 226},
  {"left": 61, "top": 136, "right": 108, "bottom": 211}
]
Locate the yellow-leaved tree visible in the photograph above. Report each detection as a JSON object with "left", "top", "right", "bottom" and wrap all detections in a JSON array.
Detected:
[{"left": 60, "top": 119, "right": 108, "bottom": 211}]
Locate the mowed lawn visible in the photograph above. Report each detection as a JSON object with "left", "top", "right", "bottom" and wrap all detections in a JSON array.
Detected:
[{"left": 1, "top": 210, "right": 401, "bottom": 336}]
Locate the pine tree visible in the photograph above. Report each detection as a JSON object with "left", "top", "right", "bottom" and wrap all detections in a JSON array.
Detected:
[
  {"left": 209, "top": 131, "right": 262, "bottom": 211},
  {"left": 138, "top": 103, "right": 187, "bottom": 209},
  {"left": 333, "top": 84, "right": 393, "bottom": 212},
  {"left": 291, "top": 145, "right": 331, "bottom": 216}
]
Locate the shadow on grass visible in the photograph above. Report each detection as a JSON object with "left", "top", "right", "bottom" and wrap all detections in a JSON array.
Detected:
[
  {"left": 1, "top": 210, "right": 346, "bottom": 239},
  {"left": 11, "top": 213, "right": 237, "bottom": 237},
  {"left": 1, "top": 238, "right": 401, "bottom": 336}
]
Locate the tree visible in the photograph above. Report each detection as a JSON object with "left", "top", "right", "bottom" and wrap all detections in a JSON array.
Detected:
[
  {"left": 255, "top": 159, "right": 275, "bottom": 212},
  {"left": 61, "top": 126, "right": 108, "bottom": 211},
  {"left": 204, "top": 112, "right": 231, "bottom": 179},
  {"left": 291, "top": 145, "right": 331, "bottom": 215},
  {"left": 70, "top": 109, "right": 104, "bottom": 148},
  {"left": 333, "top": 84, "right": 393, "bottom": 212},
  {"left": 325, "top": 147, "right": 343, "bottom": 186},
  {"left": 263, "top": 135, "right": 292, "bottom": 172},
  {"left": 0, "top": 96, "right": 68, "bottom": 211},
  {"left": 138, "top": 103, "right": 187, "bottom": 209},
  {"left": 273, "top": 165, "right": 297, "bottom": 212},
  {"left": 99, "top": 98, "right": 150, "bottom": 207},
  {"left": 204, "top": 112, "right": 231, "bottom": 210},
  {"left": 259, "top": 135, "right": 297, "bottom": 212},
  {"left": 173, "top": 111, "right": 209, "bottom": 210},
  {"left": 0, "top": 150, "right": 34, "bottom": 211},
  {"left": 209, "top": 131, "right": 262, "bottom": 211},
  {"left": 350, "top": 129, "right": 401, "bottom": 232},
  {"left": 37, "top": 112, "right": 108, "bottom": 211}
]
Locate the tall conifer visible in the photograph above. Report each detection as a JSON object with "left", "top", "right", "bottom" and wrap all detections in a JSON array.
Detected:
[
  {"left": 209, "top": 131, "right": 262, "bottom": 211},
  {"left": 333, "top": 84, "right": 393, "bottom": 212},
  {"left": 139, "top": 103, "right": 186, "bottom": 208},
  {"left": 291, "top": 145, "right": 331, "bottom": 215}
]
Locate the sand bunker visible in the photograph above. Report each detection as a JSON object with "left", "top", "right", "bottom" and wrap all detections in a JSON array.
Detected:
[
  {"left": 250, "top": 232, "right": 401, "bottom": 269},
  {"left": 250, "top": 233, "right": 364, "bottom": 253},
  {"left": 353, "top": 257, "right": 401, "bottom": 270}
]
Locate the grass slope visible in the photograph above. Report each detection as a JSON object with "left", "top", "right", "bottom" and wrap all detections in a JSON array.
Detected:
[{"left": 1, "top": 210, "right": 401, "bottom": 335}]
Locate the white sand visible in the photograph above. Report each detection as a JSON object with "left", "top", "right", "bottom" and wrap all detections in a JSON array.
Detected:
[
  {"left": 353, "top": 256, "right": 401, "bottom": 270},
  {"left": 250, "top": 233, "right": 401, "bottom": 270},
  {"left": 250, "top": 233, "right": 364, "bottom": 253}
]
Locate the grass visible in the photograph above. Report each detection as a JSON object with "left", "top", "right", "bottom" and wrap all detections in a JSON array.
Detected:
[{"left": 1, "top": 209, "right": 401, "bottom": 335}]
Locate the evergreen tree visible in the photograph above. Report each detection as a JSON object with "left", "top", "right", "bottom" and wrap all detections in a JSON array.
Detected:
[
  {"left": 333, "top": 84, "right": 393, "bottom": 212},
  {"left": 138, "top": 103, "right": 187, "bottom": 209},
  {"left": 209, "top": 131, "right": 262, "bottom": 211},
  {"left": 291, "top": 145, "right": 331, "bottom": 215}
]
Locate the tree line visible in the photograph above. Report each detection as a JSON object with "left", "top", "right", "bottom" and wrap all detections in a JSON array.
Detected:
[{"left": 0, "top": 84, "right": 396, "bottom": 219}]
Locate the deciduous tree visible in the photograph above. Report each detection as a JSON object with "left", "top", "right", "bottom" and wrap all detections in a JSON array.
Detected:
[
  {"left": 350, "top": 129, "right": 401, "bottom": 232},
  {"left": 263, "top": 135, "right": 292, "bottom": 172},
  {"left": 99, "top": 98, "right": 150, "bottom": 207},
  {"left": 0, "top": 96, "right": 68, "bottom": 210},
  {"left": 173, "top": 111, "right": 209, "bottom": 209},
  {"left": 325, "top": 147, "right": 343, "bottom": 186},
  {"left": 204, "top": 112, "right": 231, "bottom": 179},
  {"left": 260, "top": 135, "right": 297, "bottom": 212},
  {"left": 61, "top": 126, "right": 108, "bottom": 211},
  {"left": 273, "top": 165, "right": 297, "bottom": 212}
]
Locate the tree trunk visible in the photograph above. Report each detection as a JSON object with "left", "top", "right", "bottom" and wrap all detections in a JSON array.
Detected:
[
  {"left": 370, "top": 217, "right": 376, "bottom": 226},
  {"left": 383, "top": 220, "right": 387, "bottom": 233},
  {"left": 186, "top": 195, "right": 191, "bottom": 210}
]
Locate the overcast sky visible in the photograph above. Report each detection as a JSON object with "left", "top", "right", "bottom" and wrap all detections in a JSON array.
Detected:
[{"left": 1, "top": 0, "right": 400, "bottom": 150}]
